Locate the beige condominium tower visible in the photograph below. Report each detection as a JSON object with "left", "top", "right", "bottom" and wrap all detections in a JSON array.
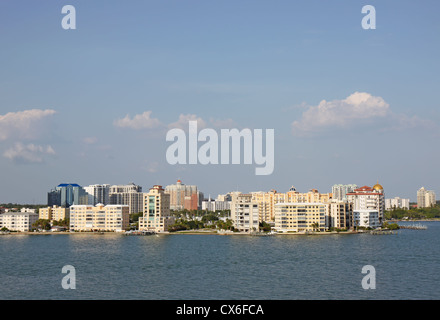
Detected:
[{"left": 139, "top": 185, "right": 175, "bottom": 232}]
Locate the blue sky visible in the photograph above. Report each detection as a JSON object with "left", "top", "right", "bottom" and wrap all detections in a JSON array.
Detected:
[{"left": 1, "top": 0, "right": 439, "bottom": 203}]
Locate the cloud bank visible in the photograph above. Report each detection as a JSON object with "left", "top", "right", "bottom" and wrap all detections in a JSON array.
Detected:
[
  {"left": 114, "top": 112, "right": 234, "bottom": 131},
  {"left": 292, "top": 92, "right": 390, "bottom": 136},
  {"left": 0, "top": 109, "right": 56, "bottom": 141},
  {"left": 291, "top": 92, "right": 434, "bottom": 137},
  {"left": 0, "top": 109, "right": 57, "bottom": 164},
  {"left": 3, "top": 143, "right": 56, "bottom": 164},
  {"left": 113, "top": 111, "right": 162, "bottom": 130}
]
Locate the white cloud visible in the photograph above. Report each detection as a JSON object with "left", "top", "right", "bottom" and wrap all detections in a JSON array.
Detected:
[
  {"left": 3, "top": 143, "right": 56, "bottom": 164},
  {"left": 114, "top": 111, "right": 239, "bottom": 132},
  {"left": 168, "top": 114, "right": 207, "bottom": 130},
  {"left": 0, "top": 109, "right": 56, "bottom": 141},
  {"left": 292, "top": 92, "right": 391, "bottom": 136},
  {"left": 114, "top": 111, "right": 162, "bottom": 130}
]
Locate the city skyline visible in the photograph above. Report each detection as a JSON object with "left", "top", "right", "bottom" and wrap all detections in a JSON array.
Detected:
[
  {"left": 1, "top": 1, "right": 440, "bottom": 204},
  {"left": 1, "top": 178, "right": 432, "bottom": 206}
]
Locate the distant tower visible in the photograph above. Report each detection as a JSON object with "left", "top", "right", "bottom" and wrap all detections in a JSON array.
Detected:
[{"left": 417, "top": 187, "right": 436, "bottom": 208}]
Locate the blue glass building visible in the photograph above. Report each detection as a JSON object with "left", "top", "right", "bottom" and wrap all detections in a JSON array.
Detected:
[{"left": 47, "top": 183, "right": 88, "bottom": 207}]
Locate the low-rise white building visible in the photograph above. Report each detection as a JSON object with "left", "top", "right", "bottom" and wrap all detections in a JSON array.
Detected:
[
  {"left": 353, "top": 210, "right": 380, "bottom": 229},
  {"left": 201, "top": 197, "right": 231, "bottom": 212},
  {"left": 385, "top": 197, "right": 410, "bottom": 210},
  {"left": 0, "top": 212, "right": 38, "bottom": 232},
  {"left": 69, "top": 204, "right": 129, "bottom": 232}
]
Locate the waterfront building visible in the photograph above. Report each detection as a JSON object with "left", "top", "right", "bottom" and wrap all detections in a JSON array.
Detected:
[
  {"left": 0, "top": 212, "right": 38, "bottom": 232},
  {"left": 108, "top": 183, "right": 143, "bottom": 214},
  {"left": 417, "top": 187, "right": 436, "bottom": 208},
  {"left": 353, "top": 210, "right": 380, "bottom": 229},
  {"left": 139, "top": 185, "right": 175, "bottom": 232},
  {"left": 47, "top": 183, "right": 89, "bottom": 207},
  {"left": 39, "top": 205, "right": 70, "bottom": 222},
  {"left": 385, "top": 197, "right": 410, "bottom": 210},
  {"left": 346, "top": 183, "right": 385, "bottom": 227},
  {"left": 84, "top": 184, "right": 110, "bottom": 205},
  {"left": 230, "top": 192, "right": 259, "bottom": 233},
  {"left": 250, "top": 187, "right": 333, "bottom": 223},
  {"left": 327, "top": 200, "right": 353, "bottom": 230},
  {"left": 165, "top": 179, "right": 203, "bottom": 211},
  {"left": 69, "top": 204, "right": 129, "bottom": 232},
  {"left": 332, "top": 184, "right": 358, "bottom": 201},
  {"left": 251, "top": 189, "right": 287, "bottom": 223},
  {"left": 274, "top": 203, "right": 327, "bottom": 233}
]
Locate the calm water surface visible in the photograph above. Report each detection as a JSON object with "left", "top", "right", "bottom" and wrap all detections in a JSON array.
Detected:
[{"left": 1, "top": 221, "right": 439, "bottom": 300}]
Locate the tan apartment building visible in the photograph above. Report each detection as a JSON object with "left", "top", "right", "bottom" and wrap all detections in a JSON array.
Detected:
[
  {"left": 39, "top": 205, "right": 70, "bottom": 222},
  {"left": 69, "top": 204, "right": 129, "bottom": 232},
  {"left": 327, "top": 200, "right": 353, "bottom": 230},
  {"left": 251, "top": 187, "right": 333, "bottom": 223},
  {"left": 274, "top": 203, "right": 327, "bottom": 233}
]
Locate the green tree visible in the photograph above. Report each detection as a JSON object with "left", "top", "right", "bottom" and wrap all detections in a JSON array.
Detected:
[
  {"left": 130, "top": 212, "right": 143, "bottom": 222},
  {"left": 259, "top": 221, "right": 272, "bottom": 232},
  {"left": 32, "top": 219, "right": 51, "bottom": 230}
]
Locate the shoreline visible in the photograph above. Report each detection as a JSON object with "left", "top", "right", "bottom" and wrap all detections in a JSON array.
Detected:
[
  {"left": 2, "top": 220, "right": 437, "bottom": 236},
  {"left": 1, "top": 230, "right": 362, "bottom": 236}
]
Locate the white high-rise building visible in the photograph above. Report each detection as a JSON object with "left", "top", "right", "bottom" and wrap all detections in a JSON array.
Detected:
[
  {"left": 346, "top": 182, "right": 385, "bottom": 227},
  {"left": 230, "top": 192, "right": 259, "bottom": 233},
  {"left": 84, "top": 184, "right": 110, "bottom": 205},
  {"left": 332, "top": 184, "right": 358, "bottom": 201},
  {"left": 109, "top": 183, "right": 143, "bottom": 214},
  {"left": 417, "top": 187, "right": 436, "bottom": 208}
]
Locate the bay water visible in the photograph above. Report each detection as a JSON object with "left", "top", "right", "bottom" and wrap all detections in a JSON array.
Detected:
[{"left": 1, "top": 221, "right": 439, "bottom": 300}]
